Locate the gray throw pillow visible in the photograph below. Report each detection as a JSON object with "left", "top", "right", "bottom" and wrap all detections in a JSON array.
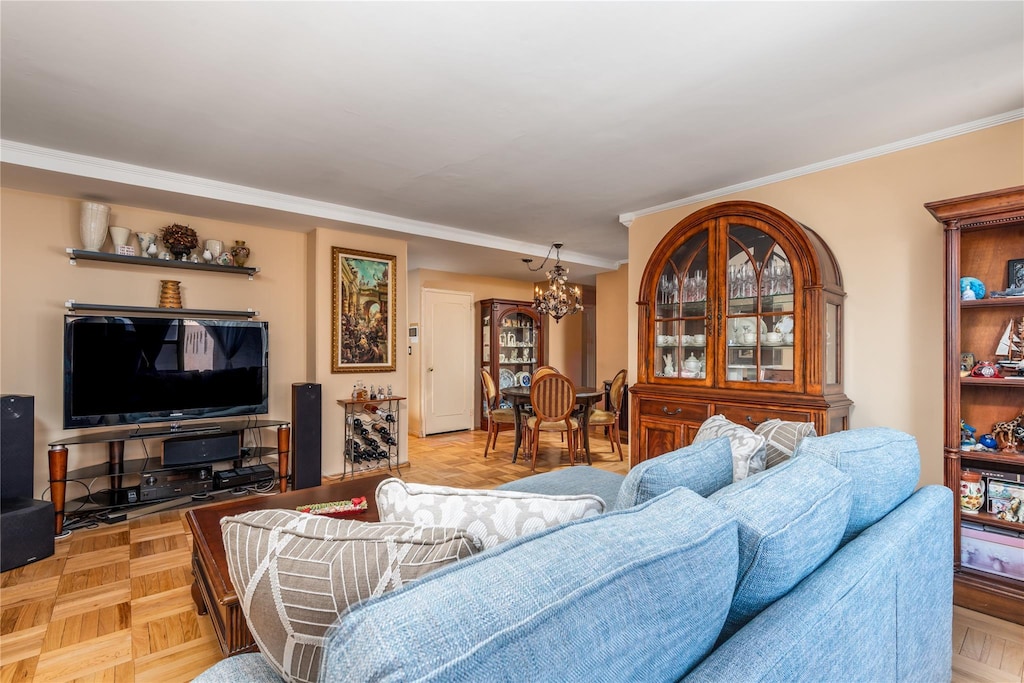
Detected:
[
  {"left": 755, "top": 418, "right": 817, "bottom": 469},
  {"left": 693, "top": 415, "right": 768, "bottom": 480},
  {"left": 220, "top": 509, "right": 480, "bottom": 683}
]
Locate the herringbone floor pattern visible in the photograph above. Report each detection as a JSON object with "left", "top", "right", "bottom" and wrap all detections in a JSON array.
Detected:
[{"left": 0, "top": 429, "right": 1020, "bottom": 681}]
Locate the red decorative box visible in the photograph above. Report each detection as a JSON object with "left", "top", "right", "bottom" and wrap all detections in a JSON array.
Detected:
[{"left": 296, "top": 496, "right": 368, "bottom": 519}]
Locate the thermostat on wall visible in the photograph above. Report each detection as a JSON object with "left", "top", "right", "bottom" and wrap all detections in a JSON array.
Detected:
[{"left": 409, "top": 325, "right": 419, "bottom": 343}]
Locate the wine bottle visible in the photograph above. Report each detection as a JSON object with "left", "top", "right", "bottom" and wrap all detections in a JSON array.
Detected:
[{"left": 384, "top": 412, "right": 396, "bottom": 423}]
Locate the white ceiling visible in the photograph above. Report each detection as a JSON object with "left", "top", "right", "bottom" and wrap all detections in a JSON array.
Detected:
[{"left": 2, "top": 2, "right": 1022, "bottom": 282}]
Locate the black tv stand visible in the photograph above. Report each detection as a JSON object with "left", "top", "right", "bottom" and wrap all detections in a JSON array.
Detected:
[{"left": 47, "top": 418, "right": 291, "bottom": 535}]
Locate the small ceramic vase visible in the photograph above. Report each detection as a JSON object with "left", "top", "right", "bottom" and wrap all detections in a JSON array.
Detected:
[
  {"left": 960, "top": 471, "right": 985, "bottom": 514},
  {"left": 205, "top": 239, "right": 224, "bottom": 259},
  {"left": 109, "top": 226, "right": 131, "bottom": 248},
  {"left": 159, "top": 280, "right": 183, "bottom": 309},
  {"left": 137, "top": 232, "right": 157, "bottom": 257},
  {"left": 79, "top": 201, "right": 110, "bottom": 251},
  {"left": 230, "top": 240, "right": 251, "bottom": 266}
]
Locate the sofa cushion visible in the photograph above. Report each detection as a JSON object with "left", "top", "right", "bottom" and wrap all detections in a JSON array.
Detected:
[
  {"left": 709, "top": 456, "right": 852, "bottom": 641},
  {"left": 613, "top": 436, "right": 733, "bottom": 509},
  {"left": 693, "top": 415, "right": 768, "bottom": 480},
  {"left": 795, "top": 427, "right": 921, "bottom": 543},
  {"left": 321, "top": 487, "right": 739, "bottom": 682},
  {"left": 754, "top": 418, "right": 817, "bottom": 469},
  {"left": 376, "top": 477, "right": 605, "bottom": 549},
  {"left": 496, "top": 466, "right": 625, "bottom": 509},
  {"left": 220, "top": 509, "right": 480, "bottom": 683}
]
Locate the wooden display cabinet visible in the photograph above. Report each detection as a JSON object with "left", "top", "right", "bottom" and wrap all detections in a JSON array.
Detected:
[
  {"left": 925, "top": 185, "right": 1024, "bottom": 625},
  {"left": 478, "top": 299, "right": 546, "bottom": 430},
  {"left": 631, "top": 201, "right": 852, "bottom": 465}
]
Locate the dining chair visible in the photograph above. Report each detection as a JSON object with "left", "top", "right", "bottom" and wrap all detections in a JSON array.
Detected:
[
  {"left": 588, "top": 368, "right": 626, "bottom": 461},
  {"left": 533, "top": 365, "right": 558, "bottom": 379},
  {"left": 526, "top": 372, "right": 581, "bottom": 471},
  {"left": 480, "top": 368, "right": 518, "bottom": 458}
]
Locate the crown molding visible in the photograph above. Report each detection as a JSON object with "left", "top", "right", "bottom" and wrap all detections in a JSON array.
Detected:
[
  {"left": 0, "top": 139, "right": 618, "bottom": 270},
  {"left": 618, "top": 109, "right": 1024, "bottom": 227}
]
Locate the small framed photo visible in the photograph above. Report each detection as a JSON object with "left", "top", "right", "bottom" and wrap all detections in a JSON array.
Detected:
[
  {"left": 1008, "top": 259, "right": 1024, "bottom": 290},
  {"left": 960, "top": 352, "right": 976, "bottom": 377}
]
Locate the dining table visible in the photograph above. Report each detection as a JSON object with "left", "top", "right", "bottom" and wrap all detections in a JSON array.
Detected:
[{"left": 499, "top": 385, "right": 604, "bottom": 464}]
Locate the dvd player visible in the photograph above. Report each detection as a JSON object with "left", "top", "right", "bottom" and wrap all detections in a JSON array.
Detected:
[{"left": 214, "top": 464, "right": 275, "bottom": 489}]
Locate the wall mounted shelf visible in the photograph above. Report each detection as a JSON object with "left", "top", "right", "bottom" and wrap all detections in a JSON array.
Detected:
[
  {"left": 66, "top": 248, "right": 259, "bottom": 279},
  {"left": 65, "top": 300, "right": 259, "bottom": 319}
]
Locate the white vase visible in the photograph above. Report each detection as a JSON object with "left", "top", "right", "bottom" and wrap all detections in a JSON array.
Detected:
[
  {"left": 79, "top": 202, "right": 110, "bottom": 251},
  {"left": 109, "top": 226, "right": 131, "bottom": 247},
  {"left": 205, "top": 239, "right": 224, "bottom": 259}
]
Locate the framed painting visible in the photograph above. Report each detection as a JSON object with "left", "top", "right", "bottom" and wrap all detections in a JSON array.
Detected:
[
  {"left": 1008, "top": 258, "right": 1024, "bottom": 290},
  {"left": 331, "top": 247, "right": 396, "bottom": 373}
]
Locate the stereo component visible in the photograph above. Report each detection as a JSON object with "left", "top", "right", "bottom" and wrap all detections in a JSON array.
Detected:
[
  {"left": 163, "top": 431, "right": 240, "bottom": 467},
  {"left": 139, "top": 467, "right": 212, "bottom": 502},
  {"left": 214, "top": 464, "right": 275, "bottom": 490}
]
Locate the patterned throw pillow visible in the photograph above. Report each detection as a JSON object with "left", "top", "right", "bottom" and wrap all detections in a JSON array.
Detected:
[
  {"left": 693, "top": 415, "right": 768, "bottom": 481},
  {"left": 220, "top": 509, "right": 481, "bottom": 683},
  {"left": 375, "top": 478, "right": 606, "bottom": 549},
  {"left": 755, "top": 419, "right": 817, "bottom": 469}
]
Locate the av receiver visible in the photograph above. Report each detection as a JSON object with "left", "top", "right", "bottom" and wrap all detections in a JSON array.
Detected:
[{"left": 139, "top": 466, "right": 212, "bottom": 501}]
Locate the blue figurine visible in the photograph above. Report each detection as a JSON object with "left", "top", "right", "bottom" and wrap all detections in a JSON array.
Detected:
[
  {"left": 961, "top": 420, "right": 977, "bottom": 449},
  {"left": 979, "top": 433, "right": 998, "bottom": 450}
]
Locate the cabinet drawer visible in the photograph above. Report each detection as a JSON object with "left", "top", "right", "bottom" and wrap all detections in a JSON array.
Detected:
[
  {"left": 638, "top": 399, "right": 709, "bottom": 422},
  {"left": 715, "top": 404, "right": 812, "bottom": 429}
]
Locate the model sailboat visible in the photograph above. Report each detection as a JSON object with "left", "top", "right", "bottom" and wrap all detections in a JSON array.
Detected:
[{"left": 995, "top": 316, "right": 1024, "bottom": 376}]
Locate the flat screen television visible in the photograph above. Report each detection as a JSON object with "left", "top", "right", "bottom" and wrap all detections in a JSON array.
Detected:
[{"left": 63, "top": 315, "right": 269, "bottom": 429}]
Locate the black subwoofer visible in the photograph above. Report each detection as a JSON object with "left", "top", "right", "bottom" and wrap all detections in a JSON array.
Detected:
[{"left": 1, "top": 499, "right": 54, "bottom": 572}]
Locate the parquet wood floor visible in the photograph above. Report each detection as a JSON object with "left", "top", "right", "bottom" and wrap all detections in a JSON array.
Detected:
[{"left": 1, "top": 429, "right": 1020, "bottom": 682}]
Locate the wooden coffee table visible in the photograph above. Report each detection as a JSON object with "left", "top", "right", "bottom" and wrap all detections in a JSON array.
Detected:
[{"left": 186, "top": 473, "right": 389, "bottom": 656}]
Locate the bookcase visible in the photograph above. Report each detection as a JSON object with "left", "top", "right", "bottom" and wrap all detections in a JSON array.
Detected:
[{"left": 925, "top": 185, "right": 1024, "bottom": 625}]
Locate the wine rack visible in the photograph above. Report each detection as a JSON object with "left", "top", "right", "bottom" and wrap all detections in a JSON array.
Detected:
[{"left": 338, "top": 396, "right": 404, "bottom": 479}]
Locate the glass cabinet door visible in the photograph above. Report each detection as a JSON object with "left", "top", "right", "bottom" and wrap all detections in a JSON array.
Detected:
[
  {"left": 497, "top": 309, "right": 538, "bottom": 393},
  {"left": 725, "top": 223, "right": 797, "bottom": 385},
  {"left": 654, "top": 227, "right": 709, "bottom": 380}
]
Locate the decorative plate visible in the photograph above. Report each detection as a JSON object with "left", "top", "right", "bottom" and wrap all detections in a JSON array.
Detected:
[
  {"left": 518, "top": 371, "right": 532, "bottom": 387},
  {"left": 729, "top": 317, "right": 768, "bottom": 343},
  {"left": 499, "top": 368, "right": 517, "bottom": 389}
]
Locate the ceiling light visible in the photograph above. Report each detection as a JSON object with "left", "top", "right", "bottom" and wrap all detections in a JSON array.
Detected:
[{"left": 522, "top": 243, "right": 583, "bottom": 323}]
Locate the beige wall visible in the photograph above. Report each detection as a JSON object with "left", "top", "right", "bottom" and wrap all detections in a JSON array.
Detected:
[
  {"left": 312, "top": 229, "right": 408, "bottom": 475},
  {"left": 596, "top": 264, "right": 629, "bottom": 387},
  {"left": 627, "top": 120, "right": 1024, "bottom": 488},
  {"left": 0, "top": 188, "right": 308, "bottom": 495}
]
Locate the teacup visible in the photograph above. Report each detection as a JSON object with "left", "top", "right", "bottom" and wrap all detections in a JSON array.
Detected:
[
  {"left": 681, "top": 335, "right": 694, "bottom": 345},
  {"left": 765, "top": 332, "right": 782, "bottom": 344},
  {"left": 693, "top": 334, "right": 706, "bottom": 345},
  {"left": 742, "top": 332, "right": 757, "bottom": 345}
]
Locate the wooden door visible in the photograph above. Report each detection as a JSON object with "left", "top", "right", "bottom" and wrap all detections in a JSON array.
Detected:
[{"left": 422, "top": 289, "right": 474, "bottom": 435}]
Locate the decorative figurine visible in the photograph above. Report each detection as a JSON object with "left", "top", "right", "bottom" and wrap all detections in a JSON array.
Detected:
[
  {"left": 969, "top": 361, "right": 1002, "bottom": 379},
  {"left": 960, "top": 420, "right": 977, "bottom": 450},
  {"left": 993, "top": 413, "right": 1023, "bottom": 452},
  {"left": 663, "top": 354, "right": 675, "bottom": 376},
  {"left": 979, "top": 433, "right": 998, "bottom": 450},
  {"left": 960, "top": 276, "right": 987, "bottom": 300}
]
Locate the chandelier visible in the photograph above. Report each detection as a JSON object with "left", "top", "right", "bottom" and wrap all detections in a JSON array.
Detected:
[{"left": 523, "top": 243, "right": 583, "bottom": 323}]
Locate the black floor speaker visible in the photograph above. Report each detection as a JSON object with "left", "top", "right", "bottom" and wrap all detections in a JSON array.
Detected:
[
  {"left": 1, "top": 498, "right": 55, "bottom": 572},
  {"left": 291, "top": 383, "right": 322, "bottom": 490},
  {"left": 1, "top": 395, "right": 34, "bottom": 501}
]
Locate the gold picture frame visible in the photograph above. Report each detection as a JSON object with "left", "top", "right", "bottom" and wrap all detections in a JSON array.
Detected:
[{"left": 331, "top": 247, "right": 396, "bottom": 373}]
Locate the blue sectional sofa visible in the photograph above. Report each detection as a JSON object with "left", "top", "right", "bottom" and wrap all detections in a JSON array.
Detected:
[{"left": 197, "top": 427, "right": 954, "bottom": 682}]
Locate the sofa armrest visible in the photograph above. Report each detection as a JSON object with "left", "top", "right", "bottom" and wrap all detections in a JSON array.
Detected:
[{"left": 683, "top": 485, "right": 953, "bottom": 683}]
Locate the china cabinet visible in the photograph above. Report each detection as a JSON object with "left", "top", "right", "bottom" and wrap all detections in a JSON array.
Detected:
[
  {"left": 925, "top": 185, "right": 1024, "bottom": 625},
  {"left": 478, "top": 299, "right": 546, "bottom": 430},
  {"left": 631, "top": 201, "right": 851, "bottom": 464}
]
